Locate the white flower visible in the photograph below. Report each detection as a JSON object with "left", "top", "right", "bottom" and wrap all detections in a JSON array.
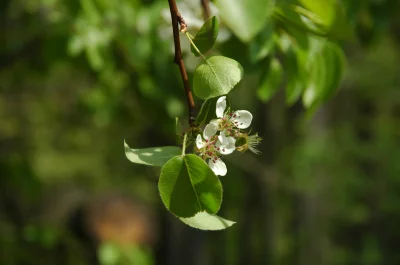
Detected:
[
  {"left": 195, "top": 133, "right": 229, "bottom": 176},
  {"left": 215, "top": 96, "right": 253, "bottom": 129},
  {"left": 196, "top": 129, "right": 233, "bottom": 176},
  {"left": 195, "top": 96, "right": 257, "bottom": 177}
]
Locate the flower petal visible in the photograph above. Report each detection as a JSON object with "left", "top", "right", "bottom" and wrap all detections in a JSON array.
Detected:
[
  {"left": 196, "top": 134, "right": 205, "bottom": 149},
  {"left": 203, "top": 120, "right": 218, "bottom": 139},
  {"left": 216, "top": 96, "right": 227, "bottom": 118},
  {"left": 232, "top": 110, "right": 253, "bottom": 129},
  {"left": 208, "top": 158, "right": 227, "bottom": 176},
  {"left": 216, "top": 131, "right": 236, "bottom": 155}
]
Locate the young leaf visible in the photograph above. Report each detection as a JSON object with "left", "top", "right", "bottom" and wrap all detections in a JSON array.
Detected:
[
  {"left": 158, "top": 154, "right": 223, "bottom": 218},
  {"left": 302, "top": 41, "right": 345, "bottom": 109},
  {"left": 249, "top": 23, "right": 275, "bottom": 64},
  {"left": 124, "top": 141, "right": 181, "bottom": 167},
  {"left": 195, "top": 97, "right": 218, "bottom": 125},
  {"left": 215, "top": 0, "right": 275, "bottom": 42},
  {"left": 298, "top": 0, "right": 336, "bottom": 29},
  {"left": 191, "top": 16, "right": 219, "bottom": 56},
  {"left": 273, "top": 5, "right": 310, "bottom": 49},
  {"left": 193, "top": 56, "right": 243, "bottom": 99},
  {"left": 285, "top": 49, "right": 306, "bottom": 105},
  {"left": 180, "top": 211, "right": 236, "bottom": 230},
  {"left": 257, "top": 58, "right": 283, "bottom": 102}
]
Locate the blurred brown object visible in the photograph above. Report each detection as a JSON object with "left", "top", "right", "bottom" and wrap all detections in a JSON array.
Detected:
[
  {"left": 84, "top": 194, "right": 156, "bottom": 246},
  {"left": 67, "top": 193, "right": 156, "bottom": 265}
]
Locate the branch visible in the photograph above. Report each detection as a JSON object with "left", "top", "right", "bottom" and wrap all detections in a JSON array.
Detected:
[
  {"left": 167, "top": 0, "right": 196, "bottom": 127},
  {"left": 200, "top": 0, "right": 211, "bottom": 20}
]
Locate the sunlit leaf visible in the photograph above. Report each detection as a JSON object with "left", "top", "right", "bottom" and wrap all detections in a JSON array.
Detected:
[
  {"left": 273, "top": 5, "right": 310, "bottom": 49},
  {"left": 158, "top": 154, "right": 222, "bottom": 218},
  {"left": 98, "top": 243, "right": 121, "bottom": 265},
  {"left": 215, "top": 0, "right": 275, "bottom": 42},
  {"left": 298, "top": 0, "right": 336, "bottom": 28},
  {"left": 180, "top": 211, "right": 236, "bottom": 230},
  {"left": 193, "top": 56, "right": 243, "bottom": 99},
  {"left": 86, "top": 45, "right": 104, "bottom": 71},
  {"left": 124, "top": 141, "right": 181, "bottom": 167},
  {"left": 302, "top": 41, "right": 346, "bottom": 109},
  {"left": 257, "top": 58, "right": 282, "bottom": 102},
  {"left": 191, "top": 16, "right": 219, "bottom": 56}
]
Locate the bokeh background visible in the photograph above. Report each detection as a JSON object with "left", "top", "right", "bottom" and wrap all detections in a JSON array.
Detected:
[{"left": 1, "top": 0, "right": 400, "bottom": 264}]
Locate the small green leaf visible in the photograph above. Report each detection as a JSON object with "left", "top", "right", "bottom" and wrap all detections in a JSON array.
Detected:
[
  {"left": 158, "top": 154, "right": 222, "bottom": 218},
  {"left": 274, "top": 5, "right": 310, "bottom": 49},
  {"left": 298, "top": 0, "right": 336, "bottom": 28},
  {"left": 195, "top": 97, "right": 218, "bottom": 125},
  {"left": 249, "top": 23, "right": 275, "bottom": 63},
  {"left": 302, "top": 41, "right": 346, "bottom": 109},
  {"left": 98, "top": 243, "right": 121, "bottom": 265},
  {"left": 285, "top": 49, "right": 306, "bottom": 105},
  {"left": 191, "top": 16, "right": 219, "bottom": 56},
  {"left": 257, "top": 58, "right": 282, "bottom": 102},
  {"left": 86, "top": 45, "right": 104, "bottom": 71},
  {"left": 180, "top": 211, "right": 236, "bottom": 230},
  {"left": 124, "top": 141, "right": 181, "bottom": 167},
  {"left": 193, "top": 56, "right": 243, "bottom": 99},
  {"left": 215, "top": 0, "right": 275, "bottom": 42}
]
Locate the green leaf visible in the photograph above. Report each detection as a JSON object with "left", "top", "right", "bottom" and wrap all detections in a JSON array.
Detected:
[
  {"left": 249, "top": 23, "right": 275, "bottom": 64},
  {"left": 257, "top": 58, "right": 283, "bottom": 102},
  {"left": 193, "top": 56, "right": 243, "bottom": 99},
  {"left": 191, "top": 16, "right": 219, "bottom": 56},
  {"left": 124, "top": 141, "right": 181, "bottom": 167},
  {"left": 273, "top": 5, "right": 324, "bottom": 40},
  {"left": 98, "top": 243, "right": 121, "bottom": 265},
  {"left": 180, "top": 211, "right": 236, "bottom": 230},
  {"left": 195, "top": 97, "right": 218, "bottom": 125},
  {"left": 302, "top": 41, "right": 346, "bottom": 109},
  {"left": 158, "top": 154, "right": 222, "bottom": 218},
  {"left": 273, "top": 5, "right": 310, "bottom": 49},
  {"left": 285, "top": 49, "right": 305, "bottom": 105},
  {"left": 86, "top": 45, "right": 104, "bottom": 71},
  {"left": 298, "top": 0, "right": 336, "bottom": 28},
  {"left": 215, "top": 0, "right": 275, "bottom": 42}
]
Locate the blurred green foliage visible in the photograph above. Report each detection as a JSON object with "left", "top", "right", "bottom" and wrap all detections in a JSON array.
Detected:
[{"left": 1, "top": 0, "right": 400, "bottom": 264}]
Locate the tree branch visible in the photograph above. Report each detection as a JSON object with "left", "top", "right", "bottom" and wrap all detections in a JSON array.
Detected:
[
  {"left": 167, "top": 0, "right": 196, "bottom": 127},
  {"left": 200, "top": 0, "right": 211, "bottom": 21}
]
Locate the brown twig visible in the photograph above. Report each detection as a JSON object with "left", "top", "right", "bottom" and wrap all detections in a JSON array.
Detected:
[
  {"left": 167, "top": 0, "right": 196, "bottom": 127},
  {"left": 200, "top": 0, "right": 211, "bottom": 21}
]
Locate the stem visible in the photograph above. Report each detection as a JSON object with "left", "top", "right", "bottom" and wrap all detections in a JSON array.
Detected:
[
  {"left": 167, "top": 0, "right": 196, "bottom": 127},
  {"left": 182, "top": 133, "right": 188, "bottom": 155},
  {"left": 186, "top": 33, "right": 225, "bottom": 91},
  {"left": 200, "top": 0, "right": 211, "bottom": 21},
  {"left": 185, "top": 32, "right": 207, "bottom": 61}
]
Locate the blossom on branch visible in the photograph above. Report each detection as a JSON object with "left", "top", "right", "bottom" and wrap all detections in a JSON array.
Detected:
[{"left": 196, "top": 96, "right": 261, "bottom": 176}]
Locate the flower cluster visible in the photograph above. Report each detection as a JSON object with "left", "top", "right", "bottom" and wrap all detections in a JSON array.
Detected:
[{"left": 196, "top": 96, "right": 262, "bottom": 176}]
